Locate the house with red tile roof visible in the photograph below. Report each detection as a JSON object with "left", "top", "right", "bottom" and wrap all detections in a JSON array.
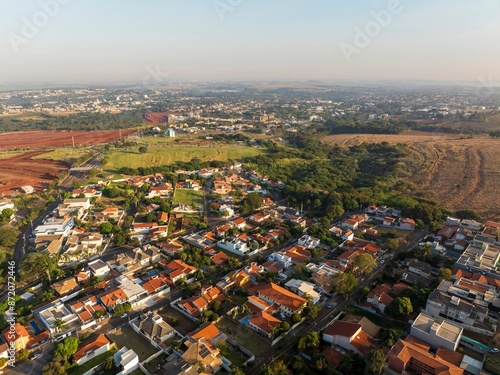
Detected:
[
  {"left": 142, "top": 274, "right": 171, "bottom": 295},
  {"left": 165, "top": 259, "right": 197, "bottom": 283},
  {"left": 230, "top": 217, "right": 247, "bottom": 230},
  {"left": 73, "top": 334, "right": 112, "bottom": 365},
  {"left": 387, "top": 337, "right": 464, "bottom": 375},
  {"left": 283, "top": 245, "right": 310, "bottom": 264},
  {"left": 248, "top": 311, "right": 281, "bottom": 338},
  {"left": 97, "top": 287, "right": 128, "bottom": 311},
  {"left": 252, "top": 282, "right": 307, "bottom": 316},
  {"left": 189, "top": 322, "right": 222, "bottom": 342},
  {"left": 365, "top": 284, "right": 394, "bottom": 314},
  {"left": 2, "top": 323, "right": 30, "bottom": 351},
  {"left": 322, "top": 320, "right": 379, "bottom": 356},
  {"left": 69, "top": 296, "right": 107, "bottom": 329},
  {"left": 210, "top": 251, "right": 229, "bottom": 265}
]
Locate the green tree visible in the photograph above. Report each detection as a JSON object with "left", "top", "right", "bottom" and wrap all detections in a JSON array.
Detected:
[
  {"left": 368, "top": 349, "right": 385, "bottom": 375},
  {"left": 438, "top": 267, "right": 452, "bottom": 282},
  {"left": 379, "top": 328, "right": 400, "bottom": 347},
  {"left": 303, "top": 304, "right": 321, "bottom": 321},
  {"left": 291, "top": 312, "right": 302, "bottom": 324},
  {"left": 139, "top": 146, "right": 148, "bottom": 153},
  {"left": 20, "top": 252, "right": 57, "bottom": 282},
  {"left": 331, "top": 272, "right": 358, "bottom": 297},
  {"left": 99, "top": 222, "right": 113, "bottom": 235},
  {"left": 54, "top": 336, "right": 79, "bottom": 360},
  {"left": 261, "top": 359, "right": 292, "bottom": 375},
  {"left": 53, "top": 319, "right": 68, "bottom": 333},
  {"left": 0, "top": 227, "right": 20, "bottom": 247},
  {"left": 104, "top": 357, "right": 115, "bottom": 370},
  {"left": 352, "top": 253, "right": 375, "bottom": 275},
  {"left": 0, "top": 208, "right": 14, "bottom": 222},
  {"left": 455, "top": 209, "right": 480, "bottom": 221},
  {"left": 386, "top": 297, "right": 413, "bottom": 317},
  {"left": 297, "top": 331, "right": 320, "bottom": 351}
]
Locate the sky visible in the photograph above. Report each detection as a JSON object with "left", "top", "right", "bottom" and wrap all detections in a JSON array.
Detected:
[{"left": 1, "top": 0, "right": 499, "bottom": 85}]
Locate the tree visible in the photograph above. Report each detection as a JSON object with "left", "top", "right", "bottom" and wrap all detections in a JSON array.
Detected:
[
  {"left": 114, "top": 233, "right": 126, "bottom": 246},
  {"left": 20, "top": 252, "right": 57, "bottom": 282},
  {"left": 53, "top": 319, "right": 68, "bottom": 333},
  {"left": 368, "top": 349, "right": 385, "bottom": 375},
  {"left": 386, "top": 297, "right": 413, "bottom": 317},
  {"left": 0, "top": 227, "right": 20, "bottom": 247},
  {"left": 312, "top": 352, "right": 328, "bottom": 371},
  {"left": 232, "top": 367, "right": 245, "bottom": 375},
  {"left": 0, "top": 208, "right": 14, "bottom": 222},
  {"left": 438, "top": 267, "right": 452, "bottom": 282},
  {"left": 99, "top": 222, "right": 113, "bottom": 235},
  {"left": 54, "top": 336, "right": 79, "bottom": 360},
  {"left": 291, "top": 312, "right": 302, "bottom": 324},
  {"left": 455, "top": 209, "right": 480, "bottom": 221},
  {"left": 139, "top": 146, "right": 148, "bottom": 153},
  {"left": 303, "top": 304, "right": 321, "bottom": 321},
  {"left": 113, "top": 302, "right": 131, "bottom": 317},
  {"left": 331, "top": 272, "right": 357, "bottom": 297},
  {"left": 352, "top": 253, "right": 375, "bottom": 275},
  {"left": 379, "top": 328, "right": 400, "bottom": 347},
  {"left": 261, "top": 359, "right": 292, "bottom": 375},
  {"left": 297, "top": 331, "right": 320, "bottom": 351},
  {"left": 104, "top": 357, "right": 115, "bottom": 370}
]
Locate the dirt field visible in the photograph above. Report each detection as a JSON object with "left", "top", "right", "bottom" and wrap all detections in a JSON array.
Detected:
[
  {"left": 0, "top": 129, "right": 136, "bottom": 150},
  {"left": 0, "top": 151, "right": 68, "bottom": 196},
  {"left": 322, "top": 133, "right": 500, "bottom": 220},
  {"left": 144, "top": 112, "right": 172, "bottom": 125}
]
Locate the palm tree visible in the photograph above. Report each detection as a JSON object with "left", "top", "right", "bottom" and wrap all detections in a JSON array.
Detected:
[{"left": 53, "top": 319, "right": 68, "bottom": 333}]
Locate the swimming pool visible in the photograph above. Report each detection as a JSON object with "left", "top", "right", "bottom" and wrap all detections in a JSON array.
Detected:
[
  {"left": 240, "top": 316, "right": 250, "bottom": 325},
  {"left": 30, "top": 321, "right": 41, "bottom": 334},
  {"left": 147, "top": 270, "right": 158, "bottom": 276}
]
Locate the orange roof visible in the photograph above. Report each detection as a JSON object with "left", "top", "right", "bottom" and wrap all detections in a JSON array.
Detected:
[
  {"left": 98, "top": 287, "right": 127, "bottom": 308},
  {"left": 2, "top": 323, "right": 29, "bottom": 344},
  {"left": 254, "top": 282, "right": 307, "bottom": 311},
  {"left": 388, "top": 338, "right": 464, "bottom": 375},
  {"left": 323, "top": 347, "right": 344, "bottom": 368},
  {"left": 232, "top": 217, "right": 246, "bottom": 225},
  {"left": 211, "top": 251, "right": 228, "bottom": 265},
  {"left": 142, "top": 276, "right": 169, "bottom": 294},
  {"left": 249, "top": 311, "right": 281, "bottom": 333},
  {"left": 73, "top": 334, "right": 111, "bottom": 362},
  {"left": 190, "top": 322, "right": 220, "bottom": 341},
  {"left": 78, "top": 309, "right": 93, "bottom": 322}
]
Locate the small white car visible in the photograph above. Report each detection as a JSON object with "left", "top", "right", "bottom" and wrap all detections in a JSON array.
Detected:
[{"left": 120, "top": 313, "right": 128, "bottom": 318}]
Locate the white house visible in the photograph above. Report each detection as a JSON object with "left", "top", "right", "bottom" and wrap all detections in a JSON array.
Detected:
[
  {"left": 63, "top": 198, "right": 91, "bottom": 210},
  {"left": 35, "top": 300, "right": 80, "bottom": 336},
  {"left": 284, "top": 279, "right": 321, "bottom": 304},
  {"left": 298, "top": 235, "right": 320, "bottom": 249},
  {"left": 410, "top": 313, "right": 463, "bottom": 351},
  {"left": 114, "top": 347, "right": 139, "bottom": 375},
  {"left": 73, "top": 334, "right": 112, "bottom": 365},
  {"left": 268, "top": 252, "right": 293, "bottom": 269},
  {"left": 217, "top": 238, "right": 250, "bottom": 256},
  {"left": 88, "top": 259, "right": 111, "bottom": 278}
]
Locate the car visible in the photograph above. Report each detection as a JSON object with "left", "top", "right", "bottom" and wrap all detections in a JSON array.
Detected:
[
  {"left": 120, "top": 313, "right": 128, "bottom": 318},
  {"left": 380, "top": 260, "right": 385, "bottom": 264},
  {"left": 93, "top": 325, "right": 101, "bottom": 330},
  {"left": 31, "top": 353, "right": 41, "bottom": 360},
  {"left": 490, "top": 347, "right": 499, "bottom": 353},
  {"left": 327, "top": 303, "right": 333, "bottom": 309}
]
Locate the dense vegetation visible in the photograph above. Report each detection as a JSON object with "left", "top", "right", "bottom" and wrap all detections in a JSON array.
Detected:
[{"left": 0, "top": 110, "right": 146, "bottom": 132}]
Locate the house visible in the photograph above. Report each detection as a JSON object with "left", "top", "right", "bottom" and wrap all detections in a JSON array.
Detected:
[
  {"left": 210, "top": 251, "right": 229, "bottom": 265},
  {"left": 116, "top": 275, "right": 148, "bottom": 304},
  {"left": 73, "top": 334, "right": 112, "bottom": 365},
  {"left": 284, "top": 279, "right": 321, "bottom": 304},
  {"left": 63, "top": 198, "right": 91, "bottom": 210},
  {"left": 88, "top": 259, "right": 111, "bottom": 278},
  {"left": 298, "top": 235, "right": 320, "bottom": 249},
  {"left": 338, "top": 249, "right": 364, "bottom": 268},
  {"left": 248, "top": 311, "right": 281, "bottom": 338},
  {"left": 398, "top": 217, "right": 416, "bottom": 230},
  {"left": 132, "top": 245, "right": 162, "bottom": 267},
  {"left": 178, "top": 297, "right": 208, "bottom": 318},
  {"left": 217, "top": 238, "right": 250, "bottom": 256},
  {"left": 252, "top": 282, "right": 307, "bottom": 316},
  {"left": 69, "top": 296, "right": 107, "bottom": 329},
  {"left": 283, "top": 245, "right": 310, "bottom": 264},
  {"left": 158, "top": 239, "right": 184, "bottom": 256},
  {"left": 387, "top": 338, "right": 464, "bottom": 375},
  {"left": 147, "top": 186, "right": 172, "bottom": 199},
  {"left": 133, "top": 313, "right": 175, "bottom": 345},
  {"left": 365, "top": 284, "right": 394, "bottom": 314},
  {"left": 51, "top": 277, "right": 81, "bottom": 297},
  {"left": 114, "top": 347, "right": 140, "bottom": 374},
  {"left": 230, "top": 217, "right": 247, "bottom": 230},
  {"left": 2, "top": 323, "right": 30, "bottom": 351},
  {"left": 166, "top": 128, "right": 176, "bottom": 137},
  {"left": 142, "top": 274, "right": 171, "bottom": 295},
  {"left": 307, "top": 263, "right": 341, "bottom": 295},
  {"left": 424, "top": 290, "right": 488, "bottom": 327},
  {"left": 97, "top": 288, "right": 128, "bottom": 311},
  {"left": 408, "top": 259, "right": 432, "bottom": 277},
  {"left": 410, "top": 313, "right": 463, "bottom": 351},
  {"left": 100, "top": 207, "right": 120, "bottom": 219},
  {"left": 182, "top": 338, "right": 223, "bottom": 374},
  {"left": 131, "top": 222, "right": 159, "bottom": 235},
  {"left": 322, "top": 320, "right": 379, "bottom": 356},
  {"left": 165, "top": 259, "right": 197, "bottom": 283},
  {"left": 383, "top": 216, "right": 396, "bottom": 226},
  {"left": 189, "top": 322, "right": 222, "bottom": 342},
  {"left": 35, "top": 300, "right": 80, "bottom": 335},
  {"left": 342, "top": 219, "right": 359, "bottom": 231}
]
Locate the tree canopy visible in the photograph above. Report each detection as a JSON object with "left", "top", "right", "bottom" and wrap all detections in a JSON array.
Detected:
[{"left": 331, "top": 272, "right": 358, "bottom": 297}]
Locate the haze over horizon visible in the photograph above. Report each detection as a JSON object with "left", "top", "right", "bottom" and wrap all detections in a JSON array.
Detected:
[{"left": 1, "top": 0, "right": 500, "bottom": 86}]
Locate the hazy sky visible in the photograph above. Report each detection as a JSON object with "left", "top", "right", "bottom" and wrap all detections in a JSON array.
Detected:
[{"left": 1, "top": 0, "right": 499, "bottom": 85}]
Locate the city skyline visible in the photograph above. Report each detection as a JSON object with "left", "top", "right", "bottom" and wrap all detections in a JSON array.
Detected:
[{"left": 1, "top": 0, "right": 500, "bottom": 86}]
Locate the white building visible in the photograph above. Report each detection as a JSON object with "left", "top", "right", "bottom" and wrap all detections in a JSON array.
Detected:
[
  {"left": 410, "top": 313, "right": 463, "bottom": 351},
  {"left": 284, "top": 279, "right": 321, "bottom": 304},
  {"left": 114, "top": 347, "right": 139, "bottom": 375},
  {"left": 217, "top": 238, "right": 250, "bottom": 256},
  {"left": 298, "top": 235, "right": 320, "bottom": 249}
]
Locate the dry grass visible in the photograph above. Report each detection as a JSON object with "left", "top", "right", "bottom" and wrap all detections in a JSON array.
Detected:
[{"left": 322, "top": 133, "right": 500, "bottom": 220}]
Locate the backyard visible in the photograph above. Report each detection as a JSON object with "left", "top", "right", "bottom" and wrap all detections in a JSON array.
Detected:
[
  {"left": 158, "top": 306, "right": 199, "bottom": 336},
  {"left": 173, "top": 189, "right": 204, "bottom": 207},
  {"left": 107, "top": 325, "right": 158, "bottom": 362},
  {"left": 216, "top": 316, "right": 271, "bottom": 357}
]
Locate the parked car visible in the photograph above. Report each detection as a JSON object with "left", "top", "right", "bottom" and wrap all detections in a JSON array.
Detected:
[
  {"left": 120, "top": 313, "right": 128, "bottom": 318},
  {"left": 327, "top": 303, "right": 333, "bottom": 309}
]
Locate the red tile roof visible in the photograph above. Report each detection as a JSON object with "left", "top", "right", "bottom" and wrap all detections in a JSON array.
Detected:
[{"left": 73, "top": 334, "right": 111, "bottom": 363}]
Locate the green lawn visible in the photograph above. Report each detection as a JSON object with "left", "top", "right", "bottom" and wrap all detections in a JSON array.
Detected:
[
  {"left": 68, "top": 346, "right": 117, "bottom": 375},
  {"left": 173, "top": 189, "right": 204, "bottom": 207},
  {"left": 104, "top": 145, "right": 262, "bottom": 174},
  {"left": 107, "top": 325, "right": 158, "bottom": 362},
  {"left": 32, "top": 147, "right": 93, "bottom": 162},
  {"left": 216, "top": 317, "right": 271, "bottom": 357}
]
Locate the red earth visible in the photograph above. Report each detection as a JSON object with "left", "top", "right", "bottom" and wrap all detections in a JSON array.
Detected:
[
  {"left": 0, "top": 151, "right": 68, "bottom": 196},
  {"left": 0, "top": 129, "right": 137, "bottom": 150},
  {"left": 144, "top": 112, "right": 182, "bottom": 125}
]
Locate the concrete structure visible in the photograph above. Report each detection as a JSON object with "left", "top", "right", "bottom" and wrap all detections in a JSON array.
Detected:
[{"left": 410, "top": 313, "right": 463, "bottom": 351}]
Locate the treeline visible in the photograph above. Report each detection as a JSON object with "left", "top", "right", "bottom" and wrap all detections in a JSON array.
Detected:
[
  {"left": 0, "top": 110, "right": 146, "bottom": 132},
  {"left": 243, "top": 132, "right": 447, "bottom": 228},
  {"left": 322, "top": 117, "right": 485, "bottom": 135},
  {"left": 119, "top": 158, "right": 227, "bottom": 177}
]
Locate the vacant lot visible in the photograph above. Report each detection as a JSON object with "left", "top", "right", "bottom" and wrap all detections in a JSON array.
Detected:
[
  {"left": 104, "top": 145, "right": 262, "bottom": 174},
  {"left": 173, "top": 189, "right": 204, "bottom": 207},
  {"left": 107, "top": 325, "right": 158, "bottom": 361},
  {"left": 216, "top": 316, "right": 271, "bottom": 357},
  {"left": 322, "top": 133, "right": 500, "bottom": 220},
  {"left": 32, "top": 147, "right": 93, "bottom": 163}
]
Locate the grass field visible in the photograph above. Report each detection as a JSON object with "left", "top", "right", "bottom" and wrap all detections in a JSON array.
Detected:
[
  {"left": 107, "top": 325, "right": 158, "bottom": 362},
  {"left": 104, "top": 145, "right": 262, "bottom": 174},
  {"left": 216, "top": 317, "right": 271, "bottom": 357},
  {"left": 173, "top": 189, "right": 204, "bottom": 207},
  {"left": 0, "top": 151, "right": 22, "bottom": 159},
  {"left": 32, "top": 147, "right": 93, "bottom": 162}
]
